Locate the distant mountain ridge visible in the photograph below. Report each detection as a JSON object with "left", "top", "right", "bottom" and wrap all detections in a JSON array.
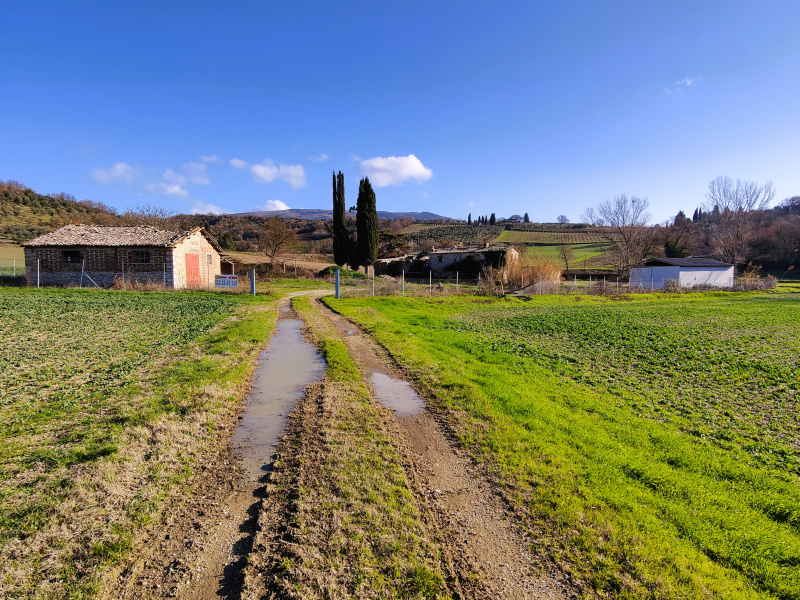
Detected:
[{"left": 238, "top": 208, "right": 453, "bottom": 221}]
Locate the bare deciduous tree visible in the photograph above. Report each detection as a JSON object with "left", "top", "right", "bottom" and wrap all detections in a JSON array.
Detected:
[
  {"left": 558, "top": 244, "right": 574, "bottom": 272},
  {"left": 704, "top": 176, "right": 775, "bottom": 266},
  {"left": 580, "top": 207, "right": 598, "bottom": 225},
  {"left": 123, "top": 204, "right": 179, "bottom": 230},
  {"left": 596, "top": 194, "right": 654, "bottom": 274},
  {"left": 259, "top": 217, "right": 298, "bottom": 267}
]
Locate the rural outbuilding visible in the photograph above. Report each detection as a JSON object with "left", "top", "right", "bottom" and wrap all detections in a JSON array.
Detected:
[
  {"left": 23, "top": 225, "right": 227, "bottom": 289},
  {"left": 428, "top": 246, "right": 520, "bottom": 276},
  {"left": 629, "top": 257, "right": 734, "bottom": 289}
]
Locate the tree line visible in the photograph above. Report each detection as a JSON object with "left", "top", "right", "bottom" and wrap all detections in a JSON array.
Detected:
[{"left": 580, "top": 176, "right": 798, "bottom": 274}]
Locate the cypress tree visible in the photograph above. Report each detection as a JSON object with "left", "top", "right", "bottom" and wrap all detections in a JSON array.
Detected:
[
  {"left": 332, "top": 171, "right": 348, "bottom": 266},
  {"left": 489, "top": 213, "right": 496, "bottom": 225},
  {"left": 524, "top": 212, "right": 530, "bottom": 223},
  {"left": 356, "top": 177, "right": 379, "bottom": 273},
  {"left": 467, "top": 213, "right": 472, "bottom": 225}
]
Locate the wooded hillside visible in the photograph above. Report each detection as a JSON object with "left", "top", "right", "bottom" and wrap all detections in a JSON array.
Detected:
[{"left": 0, "top": 180, "right": 123, "bottom": 243}]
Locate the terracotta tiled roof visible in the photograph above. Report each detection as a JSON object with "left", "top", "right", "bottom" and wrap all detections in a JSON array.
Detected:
[{"left": 23, "top": 225, "right": 221, "bottom": 251}]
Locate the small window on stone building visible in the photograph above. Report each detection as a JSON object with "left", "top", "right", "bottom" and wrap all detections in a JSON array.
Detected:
[
  {"left": 438, "top": 255, "right": 443, "bottom": 263},
  {"left": 62, "top": 250, "right": 81, "bottom": 264},
  {"left": 207, "top": 253, "right": 212, "bottom": 265},
  {"left": 132, "top": 250, "right": 151, "bottom": 263}
]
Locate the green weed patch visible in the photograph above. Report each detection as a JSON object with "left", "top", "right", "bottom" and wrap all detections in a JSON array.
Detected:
[{"left": 324, "top": 292, "right": 800, "bottom": 599}]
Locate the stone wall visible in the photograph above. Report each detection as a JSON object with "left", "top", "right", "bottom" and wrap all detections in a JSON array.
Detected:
[
  {"left": 170, "top": 230, "right": 222, "bottom": 290},
  {"left": 24, "top": 246, "right": 172, "bottom": 288}
]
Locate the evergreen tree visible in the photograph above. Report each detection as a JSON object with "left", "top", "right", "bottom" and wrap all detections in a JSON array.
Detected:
[
  {"left": 489, "top": 213, "right": 496, "bottom": 225},
  {"left": 356, "top": 177, "right": 379, "bottom": 273},
  {"left": 332, "top": 171, "right": 348, "bottom": 266},
  {"left": 467, "top": 213, "right": 472, "bottom": 225},
  {"left": 523, "top": 212, "right": 530, "bottom": 223}
]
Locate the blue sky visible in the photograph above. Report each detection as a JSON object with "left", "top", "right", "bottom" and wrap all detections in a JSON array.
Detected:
[{"left": 2, "top": 1, "right": 798, "bottom": 223}]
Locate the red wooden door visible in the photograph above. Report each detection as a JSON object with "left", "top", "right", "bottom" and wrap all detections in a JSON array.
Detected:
[{"left": 185, "top": 253, "right": 200, "bottom": 287}]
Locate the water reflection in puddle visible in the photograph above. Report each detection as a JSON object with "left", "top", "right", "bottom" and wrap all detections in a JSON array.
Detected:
[
  {"left": 369, "top": 372, "right": 426, "bottom": 416},
  {"left": 232, "top": 316, "right": 325, "bottom": 479}
]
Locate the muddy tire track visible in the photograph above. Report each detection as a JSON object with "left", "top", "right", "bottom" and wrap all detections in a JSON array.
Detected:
[{"left": 315, "top": 298, "right": 574, "bottom": 600}]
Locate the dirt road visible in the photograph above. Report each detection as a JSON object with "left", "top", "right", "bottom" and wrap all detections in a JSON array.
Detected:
[{"left": 102, "top": 292, "right": 573, "bottom": 599}]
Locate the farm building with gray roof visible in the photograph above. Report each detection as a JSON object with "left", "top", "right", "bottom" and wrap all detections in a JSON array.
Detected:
[
  {"left": 23, "top": 225, "right": 227, "bottom": 289},
  {"left": 629, "top": 257, "right": 734, "bottom": 289}
]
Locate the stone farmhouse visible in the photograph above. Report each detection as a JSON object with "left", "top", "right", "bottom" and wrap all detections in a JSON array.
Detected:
[
  {"left": 629, "top": 257, "right": 734, "bottom": 289},
  {"left": 23, "top": 225, "right": 228, "bottom": 289},
  {"left": 375, "top": 245, "right": 520, "bottom": 280},
  {"left": 428, "top": 246, "right": 520, "bottom": 275}
]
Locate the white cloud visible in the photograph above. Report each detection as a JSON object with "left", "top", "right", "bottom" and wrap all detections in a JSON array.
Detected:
[
  {"left": 229, "top": 157, "right": 250, "bottom": 169},
  {"left": 147, "top": 182, "right": 189, "bottom": 197},
  {"left": 90, "top": 162, "right": 135, "bottom": 185},
  {"left": 255, "top": 199, "right": 291, "bottom": 211},
  {"left": 310, "top": 152, "right": 328, "bottom": 162},
  {"left": 360, "top": 154, "right": 433, "bottom": 187},
  {"left": 181, "top": 161, "right": 210, "bottom": 184},
  {"left": 162, "top": 168, "right": 186, "bottom": 186},
  {"left": 200, "top": 154, "right": 220, "bottom": 163},
  {"left": 665, "top": 76, "right": 702, "bottom": 95},
  {"left": 250, "top": 159, "right": 306, "bottom": 188},
  {"left": 191, "top": 201, "right": 224, "bottom": 214},
  {"left": 347, "top": 153, "right": 362, "bottom": 163}
]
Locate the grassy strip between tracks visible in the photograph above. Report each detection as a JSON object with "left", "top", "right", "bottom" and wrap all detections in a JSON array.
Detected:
[
  {"left": 0, "top": 287, "right": 278, "bottom": 599},
  {"left": 323, "top": 292, "right": 800, "bottom": 600},
  {"left": 243, "top": 296, "right": 453, "bottom": 600}
]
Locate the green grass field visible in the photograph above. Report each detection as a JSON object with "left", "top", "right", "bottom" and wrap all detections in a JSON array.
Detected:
[
  {"left": 324, "top": 291, "right": 800, "bottom": 599},
  {"left": 496, "top": 230, "right": 606, "bottom": 244},
  {"left": 0, "top": 288, "right": 278, "bottom": 597}
]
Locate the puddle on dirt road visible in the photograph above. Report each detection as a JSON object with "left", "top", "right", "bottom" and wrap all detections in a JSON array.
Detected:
[
  {"left": 369, "top": 372, "right": 426, "bottom": 417},
  {"left": 232, "top": 311, "right": 325, "bottom": 479}
]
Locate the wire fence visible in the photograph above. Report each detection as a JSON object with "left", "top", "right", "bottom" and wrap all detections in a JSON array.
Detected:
[
  {"left": 0, "top": 259, "right": 22, "bottom": 277},
  {"left": 338, "top": 274, "right": 483, "bottom": 298}
]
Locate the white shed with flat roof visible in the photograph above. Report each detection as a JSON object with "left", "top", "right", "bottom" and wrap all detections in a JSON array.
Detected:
[{"left": 630, "top": 257, "right": 734, "bottom": 289}]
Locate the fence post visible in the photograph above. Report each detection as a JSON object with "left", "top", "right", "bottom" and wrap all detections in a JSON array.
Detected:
[
  {"left": 163, "top": 263, "right": 166, "bottom": 291},
  {"left": 251, "top": 268, "right": 256, "bottom": 296},
  {"left": 37, "top": 259, "right": 40, "bottom": 289},
  {"left": 372, "top": 270, "right": 375, "bottom": 297},
  {"left": 80, "top": 260, "right": 85, "bottom": 288},
  {"left": 13, "top": 258, "right": 15, "bottom": 277},
  {"left": 456, "top": 271, "right": 459, "bottom": 295},
  {"left": 402, "top": 270, "right": 405, "bottom": 297},
  {"left": 335, "top": 268, "right": 340, "bottom": 299},
  {"left": 429, "top": 270, "right": 432, "bottom": 296}
]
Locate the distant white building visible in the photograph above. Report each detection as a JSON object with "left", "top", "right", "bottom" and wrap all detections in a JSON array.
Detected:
[{"left": 630, "top": 257, "right": 734, "bottom": 289}]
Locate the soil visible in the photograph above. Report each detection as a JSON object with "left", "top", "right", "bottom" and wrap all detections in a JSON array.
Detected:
[
  {"left": 99, "top": 428, "right": 266, "bottom": 600},
  {"left": 102, "top": 292, "right": 576, "bottom": 599}
]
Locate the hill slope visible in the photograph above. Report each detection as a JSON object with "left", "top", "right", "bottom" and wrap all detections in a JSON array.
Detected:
[
  {"left": 0, "top": 181, "right": 122, "bottom": 243},
  {"left": 239, "top": 208, "right": 452, "bottom": 221}
]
